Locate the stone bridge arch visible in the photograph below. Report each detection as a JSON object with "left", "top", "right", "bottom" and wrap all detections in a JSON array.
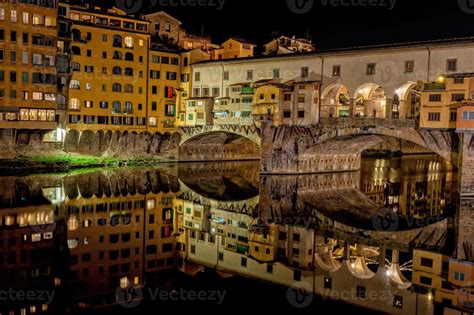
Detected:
[
  {"left": 179, "top": 125, "right": 261, "bottom": 162},
  {"left": 180, "top": 125, "right": 261, "bottom": 146},
  {"left": 261, "top": 119, "right": 458, "bottom": 174}
]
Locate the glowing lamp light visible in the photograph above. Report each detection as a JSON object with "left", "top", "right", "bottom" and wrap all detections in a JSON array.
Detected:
[
  {"left": 427, "top": 292, "right": 433, "bottom": 301},
  {"left": 437, "top": 76, "right": 445, "bottom": 83}
]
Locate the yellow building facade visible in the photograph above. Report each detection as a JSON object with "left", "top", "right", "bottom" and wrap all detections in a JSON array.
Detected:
[
  {"left": 420, "top": 74, "right": 474, "bottom": 129},
  {"left": 148, "top": 49, "right": 180, "bottom": 133},
  {"left": 212, "top": 38, "right": 255, "bottom": 60},
  {"left": 0, "top": 0, "right": 58, "bottom": 131},
  {"left": 64, "top": 5, "right": 150, "bottom": 133}
]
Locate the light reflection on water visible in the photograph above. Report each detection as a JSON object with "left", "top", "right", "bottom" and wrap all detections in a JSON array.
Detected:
[{"left": 0, "top": 155, "right": 471, "bottom": 314}]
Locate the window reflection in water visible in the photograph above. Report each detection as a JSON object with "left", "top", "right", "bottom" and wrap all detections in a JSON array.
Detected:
[{"left": 0, "top": 157, "right": 471, "bottom": 314}]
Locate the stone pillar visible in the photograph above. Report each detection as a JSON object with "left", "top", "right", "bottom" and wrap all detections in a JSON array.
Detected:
[
  {"left": 391, "top": 249, "right": 400, "bottom": 264},
  {"left": 343, "top": 242, "right": 351, "bottom": 260},
  {"left": 457, "top": 132, "right": 474, "bottom": 195},
  {"left": 259, "top": 121, "right": 273, "bottom": 174},
  {"left": 377, "top": 249, "right": 387, "bottom": 268},
  {"left": 456, "top": 198, "right": 474, "bottom": 261},
  {"left": 350, "top": 99, "right": 356, "bottom": 117},
  {"left": 385, "top": 99, "right": 394, "bottom": 120},
  {"left": 398, "top": 100, "right": 406, "bottom": 120}
]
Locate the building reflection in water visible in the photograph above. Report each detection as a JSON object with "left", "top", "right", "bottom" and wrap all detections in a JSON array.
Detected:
[{"left": 0, "top": 156, "right": 471, "bottom": 314}]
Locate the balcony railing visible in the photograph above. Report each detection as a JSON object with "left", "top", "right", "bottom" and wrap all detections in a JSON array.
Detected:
[{"left": 423, "top": 82, "right": 446, "bottom": 91}]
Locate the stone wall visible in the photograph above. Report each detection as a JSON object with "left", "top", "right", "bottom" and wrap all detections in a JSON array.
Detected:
[
  {"left": 260, "top": 121, "right": 458, "bottom": 174},
  {"left": 0, "top": 129, "right": 182, "bottom": 161}
]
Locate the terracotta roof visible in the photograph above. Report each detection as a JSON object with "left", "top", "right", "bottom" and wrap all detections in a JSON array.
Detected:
[{"left": 193, "top": 36, "right": 474, "bottom": 66}]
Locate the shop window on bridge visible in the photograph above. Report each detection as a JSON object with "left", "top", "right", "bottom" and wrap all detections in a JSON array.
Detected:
[
  {"left": 429, "top": 94, "right": 442, "bottom": 102},
  {"left": 463, "top": 111, "right": 474, "bottom": 120},
  {"left": 451, "top": 93, "right": 465, "bottom": 102}
]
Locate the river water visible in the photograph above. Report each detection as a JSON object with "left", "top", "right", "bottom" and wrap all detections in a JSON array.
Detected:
[{"left": 0, "top": 154, "right": 470, "bottom": 314}]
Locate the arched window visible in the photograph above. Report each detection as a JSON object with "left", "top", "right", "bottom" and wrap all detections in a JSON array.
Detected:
[
  {"left": 124, "top": 101, "right": 133, "bottom": 114},
  {"left": 112, "top": 66, "right": 122, "bottom": 75},
  {"left": 124, "top": 84, "right": 133, "bottom": 93},
  {"left": 124, "top": 68, "right": 133, "bottom": 76},
  {"left": 69, "top": 98, "right": 80, "bottom": 110},
  {"left": 112, "top": 83, "right": 122, "bottom": 92},
  {"left": 113, "top": 51, "right": 122, "bottom": 60},
  {"left": 112, "top": 101, "right": 121, "bottom": 113},
  {"left": 125, "top": 52, "right": 134, "bottom": 61},
  {"left": 71, "top": 46, "right": 81, "bottom": 55},
  {"left": 124, "top": 36, "right": 134, "bottom": 48},
  {"left": 113, "top": 35, "right": 122, "bottom": 47},
  {"left": 69, "top": 80, "right": 80, "bottom": 89},
  {"left": 71, "top": 62, "right": 80, "bottom": 71},
  {"left": 183, "top": 57, "right": 189, "bottom": 67}
]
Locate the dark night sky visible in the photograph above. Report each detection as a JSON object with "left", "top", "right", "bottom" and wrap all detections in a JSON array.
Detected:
[{"left": 95, "top": 0, "right": 474, "bottom": 51}]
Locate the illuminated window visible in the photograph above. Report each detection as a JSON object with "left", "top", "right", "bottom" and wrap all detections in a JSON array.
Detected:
[
  {"left": 45, "top": 16, "right": 55, "bottom": 27},
  {"left": 31, "top": 233, "right": 41, "bottom": 242},
  {"left": 22, "top": 12, "right": 29, "bottom": 24},
  {"left": 20, "top": 109, "right": 29, "bottom": 120},
  {"left": 0, "top": 8, "right": 4, "bottom": 20},
  {"left": 69, "top": 80, "right": 80, "bottom": 89},
  {"left": 47, "top": 110, "right": 55, "bottom": 121},
  {"left": 29, "top": 109, "right": 38, "bottom": 121},
  {"left": 38, "top": 110, "right": 47, "bottom": 121},
  {"left": 32, "top": 92, "right": 43, "bottom": 100},
  {"left": 69, "top": 98, "right": 80, "bottom": 110},
  {"left": 11, "top": 10, "right": 17, "bottom": 22},
  {"left": 149, "top": 117, "right": 157, "bottom": 127},
  {"left": 32, "top": 14, "right": 43, "bottom": 25},
  {"left": 124, "top": 36, "right": 134, "bottom": 48}
]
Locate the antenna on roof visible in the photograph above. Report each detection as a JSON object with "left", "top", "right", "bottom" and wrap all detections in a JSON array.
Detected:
[{"left": 201, "top": 24, "right": 204, "bottom": 37}]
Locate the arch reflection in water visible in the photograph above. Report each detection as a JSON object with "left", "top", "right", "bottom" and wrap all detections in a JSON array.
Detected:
[{"left": 0, "top": 156, "right": 471, "bottom": 315}]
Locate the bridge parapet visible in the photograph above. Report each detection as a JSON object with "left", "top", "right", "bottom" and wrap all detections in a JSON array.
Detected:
[{"left": 320, "top": 117, "right": 417, "bottom": 129}]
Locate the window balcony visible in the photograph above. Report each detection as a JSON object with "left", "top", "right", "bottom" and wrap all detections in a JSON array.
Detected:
[{"left": 423, "top": 82, "right": 446, "bottom": 91}]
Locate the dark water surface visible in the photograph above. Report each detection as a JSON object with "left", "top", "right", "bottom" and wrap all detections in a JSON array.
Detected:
[{"left": 0, "top": 155, "right": 470, "bottom": 314}]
